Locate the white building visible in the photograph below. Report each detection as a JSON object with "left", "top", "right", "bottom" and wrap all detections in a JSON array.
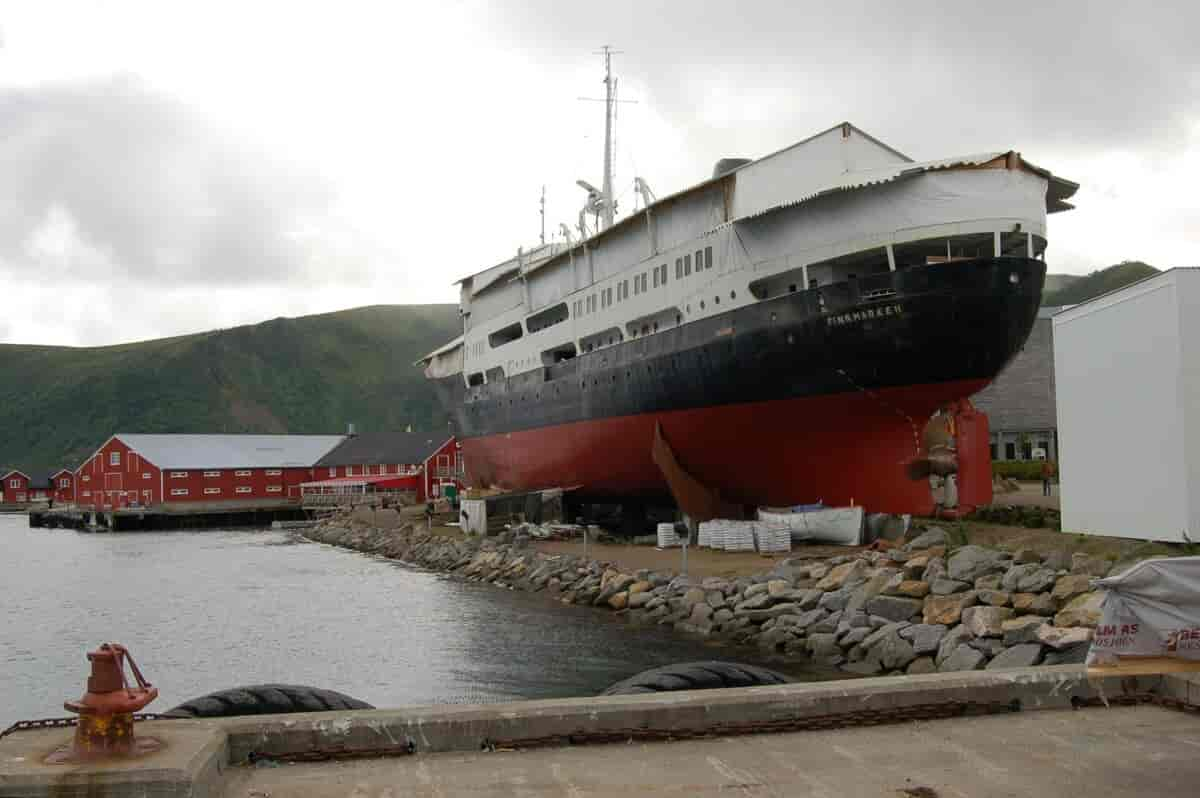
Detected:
[{"left": 1054, "top": 268, "right": 1200, "bottom": 542}]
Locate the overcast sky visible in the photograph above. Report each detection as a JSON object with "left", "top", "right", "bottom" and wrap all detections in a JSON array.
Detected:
[{"left": 1, "top": 1, "right": 1197, "bottom": 346}]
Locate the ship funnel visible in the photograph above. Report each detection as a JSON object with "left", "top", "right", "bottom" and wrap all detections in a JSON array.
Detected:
[{"left": 712, "top": 158, "right": 752, "bottom": 178}]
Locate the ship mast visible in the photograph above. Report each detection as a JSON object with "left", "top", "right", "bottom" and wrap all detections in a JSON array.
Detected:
[{"left": 599, "top": 45, "right": 616, "bottom": 230}]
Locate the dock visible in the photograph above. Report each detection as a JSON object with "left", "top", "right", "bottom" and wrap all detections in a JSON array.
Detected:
[
  {"left": 28, "top": 500, "right": 309, "bottom": 532},
  {"left": 2, "top": 666, "right": 1197, "bottom": 797}
]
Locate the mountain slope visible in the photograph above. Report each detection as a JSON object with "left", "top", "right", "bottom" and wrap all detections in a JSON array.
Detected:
[
  {"left": 1043, "top": 261, "right": 1160, "bottom": 306},
  {"left": 0, "top": 305, "right": 460, "bottom": 474}
]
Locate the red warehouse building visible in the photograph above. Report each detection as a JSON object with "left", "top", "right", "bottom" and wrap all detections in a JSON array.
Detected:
[
  {"left": 308, "top": 432, "right": 465, "bottom": 502},
  {"left": 1, "top": 470, "right": 60, "bottom": 505},
  {"left": 75, "top": 434, "right": 346, "bottom": 510},
  {"left": 1, "top": 470, "right": 32, "bottom": 505},
  {"left": 51, "top": 469, "right": 76, "bottom": 504}
]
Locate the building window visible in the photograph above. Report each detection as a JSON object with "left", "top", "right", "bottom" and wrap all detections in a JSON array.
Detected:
[
  {"left": 142, "top": 472, "right": 151, "bottom": 480},
  {"left": 1005, "top": 442, "right": 1016, "bottom": 460},
  {"left": 110, "top": 451, "right": 121, "bottom": 466},
  {"left": 437, "top": 455, "right": 450, "bottom": 477},
  {"left": 684, "top": 254, "right": 691, "bottom": 276},
  {"left": 171, "top": 471, "right": 188, "bottom": 478},
  {"left": 328, "top": 467, "right": 336, "bottom": 477},
  {"left": 170, "top": 488, "right": 188, "bottom": 497},
  {"left": 81, "top": 475, "right": 90, "bottom": 482},
  {"left": 990, "top": 443, "right": 998, "bottom": 461},
  {"left": 9, "top": 478, "right": 20, "bottom": 488},
  {"left": 705, "top": 246, "right": 713, "bottom": 269},
  {"left": 265, "top": 469, "right": 281, "bottom": 476},
  {"left": 675, "top": 257, "right": 682, "bottom": 279},
  {"left": 236, "top": 486, "right": 252, "bottom": 494},
  {"left": 60, "top": 478, "right": 70, "bottom": 488},
  {"left": 204, "top": 487, "right": 221, "bottom": 495},
  {"left": 266, "top": 485, "right": 283, "bottom": 493},
  {"left": 204, "top": 471, "right": 221, "bottom": 478},
  {"left": 456, "top": 453, "right": 465, "bottom": 476},
  {"left": 81, "top": 491, "right": 91, "bottom": 498},
  {"left": 347, "top": 465, "right": 356, "bottom": 476},
  {"left": 235, "top": 470, "right": 252, "bottom": 477},
  {"left": 1037, "top": 440, "right": 1049, "bottom": 457}
]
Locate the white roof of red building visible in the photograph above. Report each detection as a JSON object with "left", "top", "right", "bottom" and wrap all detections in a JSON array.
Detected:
[{"left": 115, "top": 434, "right": 347, "bottom": 469}]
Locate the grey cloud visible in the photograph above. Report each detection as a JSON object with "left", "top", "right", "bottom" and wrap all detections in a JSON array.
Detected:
[
  {"left": 0, "top": 75, "right": 334, "bottom": 285},
  {"left": 480, "top": 0, "right": 1200, "bottom": 158}
]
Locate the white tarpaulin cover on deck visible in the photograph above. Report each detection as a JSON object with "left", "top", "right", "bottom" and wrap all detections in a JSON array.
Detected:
[{"left": 1087, "top": 556, "right": 1200, "bottom": 665}]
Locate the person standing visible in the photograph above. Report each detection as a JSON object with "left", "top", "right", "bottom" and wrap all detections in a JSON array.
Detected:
[{"left": 1041, "top": 459, "right": 1055, "bottom": 497}]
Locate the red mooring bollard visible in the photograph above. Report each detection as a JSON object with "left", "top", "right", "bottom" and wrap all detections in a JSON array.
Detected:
[{"left": 47, "top": 643, "right": 162, "bottom": 763}]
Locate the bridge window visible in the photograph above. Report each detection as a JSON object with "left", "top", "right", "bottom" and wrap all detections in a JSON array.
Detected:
[
  {"left": 684, "top": 254, "right": 692, "bottom": 276},
  {"left": 705, "top": 246, "right": 713, "bottom": 269}
]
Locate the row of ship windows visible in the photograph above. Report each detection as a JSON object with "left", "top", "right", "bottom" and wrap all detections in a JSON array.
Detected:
[{"left": 570, "top": 246, "right": 713, "bottom": 319}]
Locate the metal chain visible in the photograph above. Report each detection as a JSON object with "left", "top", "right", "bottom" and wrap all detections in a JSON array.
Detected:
[
  {"left": 6, "top": 693, "right": 1195, "bottom": 760},
  {"left": 0, "top": 713, "right": 168, "bottom": 742}
]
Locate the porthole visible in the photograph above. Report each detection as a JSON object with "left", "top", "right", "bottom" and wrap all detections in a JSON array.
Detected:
[
  {"left": 700, "top": 301, "right": 706, "bottom": 310},
  {"left": 686, "top": 305, "right": 691, "bottom": 313},
  {"left": 714, "top": 296, "right": 720, "bottom": 305},
  {"left": 731, "top": 291, "right": 737, "bottom": 300}
]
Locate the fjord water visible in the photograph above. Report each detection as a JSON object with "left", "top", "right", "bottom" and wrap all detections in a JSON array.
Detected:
[{"left": 0, "top": 515, "right": 821, "bottom": 724}]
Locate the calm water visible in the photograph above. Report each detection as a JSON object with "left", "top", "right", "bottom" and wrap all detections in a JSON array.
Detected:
[{"left": 0, "top": 515, "right": 822, "bottom": 725}]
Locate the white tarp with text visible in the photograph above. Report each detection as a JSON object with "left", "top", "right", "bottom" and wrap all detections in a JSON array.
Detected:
[{"left": 1087, "top": 556, "right": 1200, "bottom": 665}]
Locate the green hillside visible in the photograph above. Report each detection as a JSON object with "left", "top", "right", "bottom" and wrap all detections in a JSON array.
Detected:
[
  {"left": 0, "top": 304, "right": 461, "bottom": 475},
  {"left": 1043, "top": 261, "right": 1160, "bottom": 306}
]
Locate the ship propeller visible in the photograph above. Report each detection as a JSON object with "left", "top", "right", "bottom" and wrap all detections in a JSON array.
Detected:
[{"left": 904, "top": 412, "right": 958, "bottom": 480}]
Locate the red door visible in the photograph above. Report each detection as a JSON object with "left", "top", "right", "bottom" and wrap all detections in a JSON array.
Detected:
[{"left": 104, "top": 473, "right": 123, "bottom": 508}]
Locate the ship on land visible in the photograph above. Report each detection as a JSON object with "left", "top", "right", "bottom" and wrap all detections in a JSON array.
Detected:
[{"left": 420, "top": 53, "right": 1078, "bottom": 518}]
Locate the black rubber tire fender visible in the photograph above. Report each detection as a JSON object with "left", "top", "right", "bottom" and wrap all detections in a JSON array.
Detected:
[
  {"left": 162, "top": 684, "right": 374, "bottom": 718},
  {"left": 600, "top": 661, "right": 791, "bottom": 696}
]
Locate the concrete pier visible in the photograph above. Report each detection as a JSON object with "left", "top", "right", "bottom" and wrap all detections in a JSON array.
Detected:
[{"left": 2, "top": 666, "right": 1197, "bottom": 797}]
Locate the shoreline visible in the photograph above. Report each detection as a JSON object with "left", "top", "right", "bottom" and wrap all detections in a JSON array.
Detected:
[{"left": 302, "top": 512, "right": 1119, "bottom": 677}]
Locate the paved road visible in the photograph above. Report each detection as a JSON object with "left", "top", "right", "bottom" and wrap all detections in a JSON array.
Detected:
[
  {"left": 223, "top": 705, "right": 1199, "bottom": 797},
  {"left": 992, "top": 481, "right": 1060, "bottom": 509}
]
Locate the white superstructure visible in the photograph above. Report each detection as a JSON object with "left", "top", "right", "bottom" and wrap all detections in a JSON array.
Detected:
[{"left": 431, "top": 123, "right": 1077, "bottom": 387}]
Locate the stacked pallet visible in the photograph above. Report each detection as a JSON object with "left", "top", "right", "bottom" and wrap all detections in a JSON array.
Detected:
[
  {"left": 753, "top": 523, "right": 792, "bottom": 554},
  {"left": 656, "top": 522, "right": 681, "bottom": 548}
]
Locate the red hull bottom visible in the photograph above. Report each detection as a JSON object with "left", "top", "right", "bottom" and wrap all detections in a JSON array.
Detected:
[{"left": 462, "top": 379, "right": 991, "bottom": 517}]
